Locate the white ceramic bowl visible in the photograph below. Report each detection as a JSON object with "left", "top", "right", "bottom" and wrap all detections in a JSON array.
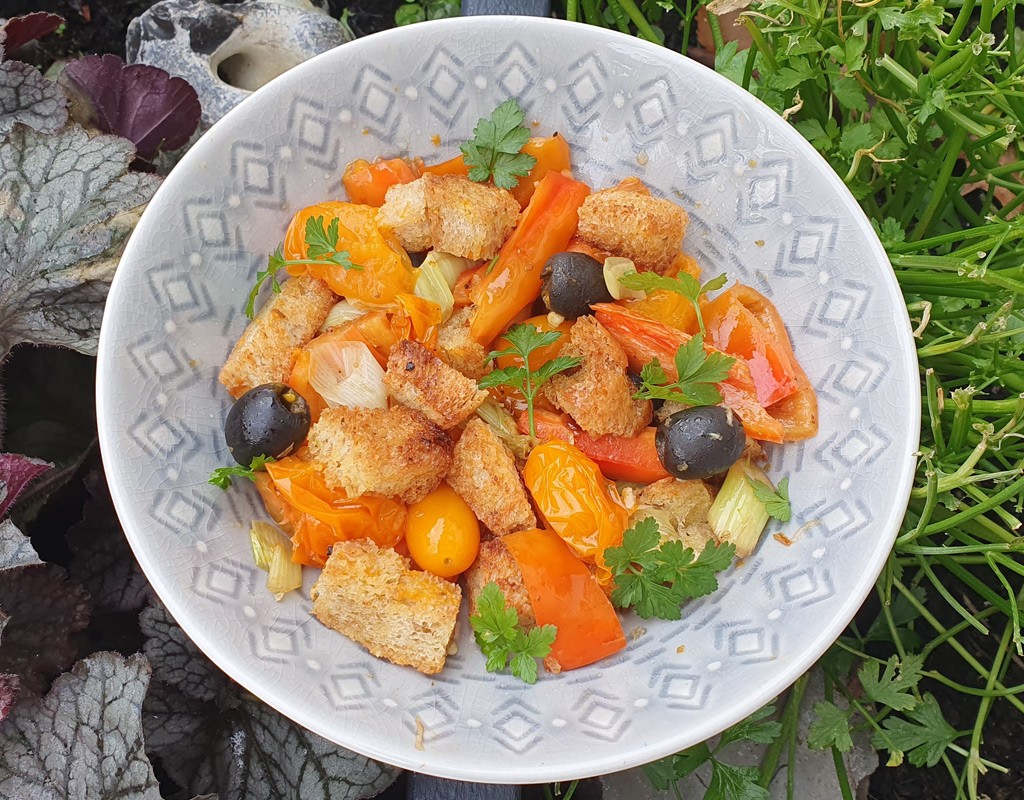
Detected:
[{"left": 97, "top": 16, "right": 919, "bottom": 783}]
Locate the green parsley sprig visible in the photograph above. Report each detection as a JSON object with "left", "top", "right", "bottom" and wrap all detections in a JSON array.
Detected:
[
  {"left": 460, "top": 99, "right": 537, "bottom": 190},
  {"left": 618, "top": 270, "right": 728, "bottom": 336},
  {"left": 469, "top": 582, "right": 556, "bottom": 684},
  {"left": 245, "top": 215, "right": 362, "bottom": 319},
  {"left": 747, "top": 476, "right": 792, "bottom": 522},
  {"left": 633, "top": 334, "right": 736, "bottom": 408},
  {"left": 208, "top": 455, "right": 275, "bottom": 490},
  {"left": 477, "top": 323, "right": 580, "bottom": 437},
  {"left": 603, "top": 518, "right": 736, "bottom": 621}
]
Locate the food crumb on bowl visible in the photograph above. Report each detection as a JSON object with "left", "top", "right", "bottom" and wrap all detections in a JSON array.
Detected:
[
  {"left": 414, "top": 717, "right": 425, "bottom": 751},
  {"left": 430, "top": 134, "right": 441, "bottom": 147},
  {"left": 676, "top": 644, "right": 686, "bottom": 654},
  {"left": 631, "top": 626, "right": 646, "bottom": 641}
]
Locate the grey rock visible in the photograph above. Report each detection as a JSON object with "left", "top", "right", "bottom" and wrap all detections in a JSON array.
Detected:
[{"left": 126, "top": 0, "right": 352, "bottom": 125}]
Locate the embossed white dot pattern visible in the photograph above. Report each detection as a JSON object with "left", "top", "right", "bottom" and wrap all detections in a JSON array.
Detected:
[{"left": 97, "top": 18, "right": 919, "bottom": 784}]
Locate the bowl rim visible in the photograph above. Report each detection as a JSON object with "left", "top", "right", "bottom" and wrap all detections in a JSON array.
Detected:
[{"left": 97, "top": 14, "right": 921, "bottom": 783}]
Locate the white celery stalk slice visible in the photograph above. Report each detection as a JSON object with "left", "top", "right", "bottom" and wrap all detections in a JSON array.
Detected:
[{"left": 707, "top": 458, "right": 771, "bottom": 557}]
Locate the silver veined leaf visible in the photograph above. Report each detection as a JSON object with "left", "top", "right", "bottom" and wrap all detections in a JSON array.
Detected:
[
  {"left": 0, "top": 652, "right": 162, "bottom": 800},
  {"left": 0, "top": 610, "right": 17, "bottom": 722},
  {"left": 0, "top": 124, "right": 161, "bottom": 356},
  {"left": 0, "top": 518, "right": 41, "bottom": 569},
  {"left": 0, "top": 61, "right": 67, "bottom": 136}
]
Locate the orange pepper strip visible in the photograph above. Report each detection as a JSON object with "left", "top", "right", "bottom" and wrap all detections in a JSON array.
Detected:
[
  {"left": 453, "top": 265, "right": 484, "bottom": 308},
  {"left": 703, "top": 288, "right": 799, "bottom": 407},
  {"left": 393, "top": 293, "right": 442, "bottom": 350},
  {"left": 342, "top": 157, "right": 419, "bottom": 207},
  {"left": 524, "top": 409, "right": 671, "bottom": 484},
  {"left": 287, "top": 348, "right": 328, "bottom": 423},
  {"left": 509, "top": 134, "right": 573, "bottom": 209},
  {"left": 728, "top": 285, "right": 819, "bottom": 441},
  {"left": 502, "top": 528, "right": 627, "bottom": 672},
  {"left": 263, "top": 456, "right": 406, "bottom": 567},
  {"left": 592, "top": 303, "right": 784, "bottom": 443},
  {"left": 564, "top": 237, "right": 613, "bottom": 263},
  {"left": 283, "top": 201, "right": 415, "bottom": 305},
  {"left": 522, "top": 439, "right": 629, "bottom": 587},
  {"left": 470, "top": 172, "right": 591, "bottom": 345},
  {"left": 421, "top": 154, "right": 470, "bottom": 177}
]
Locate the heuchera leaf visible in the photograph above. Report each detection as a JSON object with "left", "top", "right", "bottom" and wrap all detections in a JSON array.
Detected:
[
  {"left": 0, "top": 562, "right": 91, "bottom": 693},
  {"left": 1, "top": 13, "right": 64, "bottom": 54},
  {"left": 0, "top": 652, "right": 162, "bottom": 800},
  {"left": 0, "top": 124, "right": 160, "bottom": 356},
  {"left": 0, "top": 611, "right": 19, "bottom": 722},
  {"left": 0, "top": 453, "right": 52, "bottom": 520},
  {"left": 61, "top": 54, "right": 201, "bottom": 161},
  {"left": 140, "top": 600, "right": 399, "bottom": 799},
  {"left": 0, "top": 60, "right": 68, "bottom": 136},
  {"left": 0, "top": 518, "right": 41, "bottom": 569},
  {"left": 67, "top": 471, "right": 150, "bottom": 613}
]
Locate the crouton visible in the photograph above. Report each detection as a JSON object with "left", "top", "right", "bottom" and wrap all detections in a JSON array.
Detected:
[
  {"left": 311, "top": 539, "right": 461, "bottom": 675},
  {"left": 464, "top": 538, "right": 535, "bottom": 627},
  {"left": 543, "top": 316, "right": 652, "bottom": 438},
  {"left": 375, "top": 179, "right": 431, "bottom": 253},
  {"left": 219, "top": 274, "right": 335, "bottom": 398},
  {"left": 307, "top": 405, "right": 452, "bottom": 504},
  {"left": 576, "top": 184, "right": 688, "bottom": 272},
  {"left": 447, "top": 418, "right": 536, "bottom": 537},
  {"left": 384, "top": 340, "right": 487, "bottom": 429},
  {"left": 438, "top": 306, "right": 491, "bottom": 380},
  {"left": 633, "top": 477, "right": 717, "bottom": 553},
  {"left": 378, "top": 174, "right": 520, "bottom": 260}
]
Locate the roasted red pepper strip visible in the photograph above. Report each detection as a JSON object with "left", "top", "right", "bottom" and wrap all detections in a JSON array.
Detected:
[
  {"left": 470, "top": 171, "right": 591, "bottom": 345},
  {"left": 524, "top": 409, "right": 671, "bottom": 483},
  {"left": 592, "top": 303, "right": 784, "bottom": 443},
  {"left": 502, "top": 527, "right": 626, "bottom": 672}
]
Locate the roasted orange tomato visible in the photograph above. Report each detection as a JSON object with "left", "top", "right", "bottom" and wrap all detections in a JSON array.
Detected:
[
  {"left": 260, "top": 456, "right": 406, "bottom": 567},
  {"left": 393, "top": 293, "right": 442, "bottom": 350},
  {"left": 342, "top": 157, "right": 419, "bottom": 207},
  {"left": 405, "top": 484, "right": 480, "bottom": 578},
  {"left": 522, "top": 439, "right": 629, "bottom": 586},
  {"left": 283, "top": 201, "right": 415, "bottom": 304}
]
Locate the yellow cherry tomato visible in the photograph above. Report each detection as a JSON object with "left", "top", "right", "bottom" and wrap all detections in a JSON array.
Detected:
[{"left": 405, "top": 484, "right": 481, "bottom": 578}]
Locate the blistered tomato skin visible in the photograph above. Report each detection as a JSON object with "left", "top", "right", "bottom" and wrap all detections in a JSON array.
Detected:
[
  {"left": 405, "top": 484, "right": 481, "bottom": 578},
  {"left": 224, "top": 383, "right": 310, "bottom": 465},
  {"left": 655, "top": 406, "right": 746, "bottom": 479}
]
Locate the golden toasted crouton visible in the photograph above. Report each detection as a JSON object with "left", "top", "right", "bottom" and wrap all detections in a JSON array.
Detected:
[
  {"left": 378, "top": 174, "right": 519, "bottom": 260},
  {"left": 219, "top": 274, "right": 335, "bottom": 398},
  {"left": 633, "top": 477, "right": 717, "bottom": 553},
  {"left": 577, "top": 184, "right": 688, "bottom": 272},
  {"left": 311, "top": 539, "right": 461, "bottom": 675},
  {"left": 384, "top": 340, "right": 487, "bottom": 429},
  {"left": 376, "top": 179, "right": 431, "bottom": 253},
  {"left": 543, "top": 317, "right": 652, "bottom": 438},
  {"left": 307, "top": 405, "right": 452, "bottom": 503},
  {"left": 447, "top": 418, "right": 536, "bottom": 537},
  {"left": 438, "top": 306, "right": 491, "bottom": 380},
  {"left": 464, "top": 538, "right": 535, "bottom": 628}
]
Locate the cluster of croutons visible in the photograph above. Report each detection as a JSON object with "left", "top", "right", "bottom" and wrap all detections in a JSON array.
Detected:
[{"left": 218, "top": 173, "right": 695, "bottom": 675}]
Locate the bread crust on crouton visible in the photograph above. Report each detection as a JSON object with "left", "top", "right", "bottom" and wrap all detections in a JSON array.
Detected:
[
  {"left": 464, "top": 538, "right": 535, "bottom": 627},
  {"left": 438, "top": 306, "right": 491, "bottom": 380},
  {"left": 577, "top": 184, "right": 688, "bottom": 272},
  {"left": 543, "top": 317, "right": 652, "bottom": 438},
  {"left": 307, "top": 405, "right": 452, "bottom": 504},
  {"left": 384, "top": 339, "right": 487, "bottom": 429},
  {"left": 219, "top": 274, "right": 335, "bottom": 398},
  {"left": 378, "top": 174, "right": 519, "bottom": 260},
  {"left": 311, "top": 539, "right": 461, "bottom": 675},
  {"left": 447, "top": 418, "right": 536, "bottom": 537},
  {"left": 633, "top": 477, "right": 717, "bottom": 553}
]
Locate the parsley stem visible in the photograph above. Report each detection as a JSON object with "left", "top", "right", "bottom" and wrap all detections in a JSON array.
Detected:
[
  {"left": 281, "top": 258, "right": 362, "bottom": 270},
  {"left": 757, "top": 673, "right": 806, "bottom": 789},
  {"left": 613, "top": 0, "right": 661, "bottom": 43}
]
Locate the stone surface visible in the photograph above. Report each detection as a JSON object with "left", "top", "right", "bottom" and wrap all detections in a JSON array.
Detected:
[
  {"left": 601, "top": 670, "right": 878, "bottom": 799},
  {"left": 126, "top": 0, "right": 352, "bottom": 125}
]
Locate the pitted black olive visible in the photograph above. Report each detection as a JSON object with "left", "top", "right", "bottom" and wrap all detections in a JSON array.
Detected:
[
  {"left": 655, "top": 406, "right": 745, "bottom": 479},
  {"left": 540, "top": 252, "right": 613, "bottom": 318},
  {"left": 224, "top": 382, "right": 310, "bottom": 465}
]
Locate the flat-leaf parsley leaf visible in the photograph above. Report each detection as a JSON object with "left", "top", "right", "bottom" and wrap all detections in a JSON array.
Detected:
[
  {"left": 618, "top": 269, "right": 728, "bottom": 336},
  {"left": 747, "top": 476, "right": 792, "bottom": 522},
  {"left": 469, "top": 582, "right": 556, "bottom": 684},
  {"left": 460, "top": 99, "right": 537, "bottom": 190},
  {"left": 633, "top": 334, "right": 736, "bottom": 408},
  {"left": 208, "top": 455, "right": 275, "bottom": 490}
]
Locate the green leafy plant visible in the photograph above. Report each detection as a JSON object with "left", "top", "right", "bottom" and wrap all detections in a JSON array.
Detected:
[
  {"left": 619, "top": 270, "right": 728, "bottom": 336},
  {"left": 633, "top": 334, "right": 735, "bottom": 407},
  {"left": 603, "top": 517, "right": 736, "bottom": 620},
  {"left": 394, "top": 0, "right": 460, "bottom": 27},
  {"left": 469, "top": 582, "right": 557, "bottom": 684},
  {"left": 245, "top": 215, "right": 362, "bottom": 319},
  {"left": 207, "top": 455, "right": 276, "bottom": 490},
  {"left": 477, "top": 323, "right": 580, "bottom": 437},
  {"left": 746, "top": 476, "right": 791, "bottom": 523},
  {"left": 460, "top": 99, "right": 538, "bottom": 190}
]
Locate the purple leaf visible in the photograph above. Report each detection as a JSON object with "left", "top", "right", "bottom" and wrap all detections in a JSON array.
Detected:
[
  {"left": 0, "top": 672, "right": 18, "bottom": 722},
  {"left": 1, "top": 13, "right": 64, "bottom": 55},
  {"left": 0, "top": 563, "right": 91, "bottom": 693},
  {"left": 0, "top": 453, "right": 52, "bottom": 520},
  {"left": 61, "top": 54, "right": 200, "bottom": 161}
]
